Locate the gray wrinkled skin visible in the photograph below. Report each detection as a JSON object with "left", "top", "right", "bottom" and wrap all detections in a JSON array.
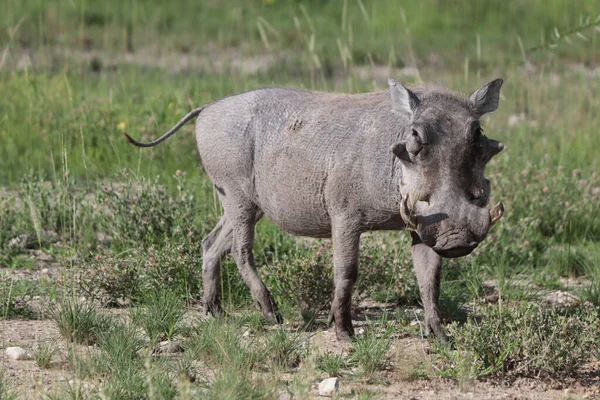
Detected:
[{"left": 125, "top": 78, "right": 505, "bottom": 342}]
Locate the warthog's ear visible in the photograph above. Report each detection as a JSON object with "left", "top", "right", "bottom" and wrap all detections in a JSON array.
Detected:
[
  {"left": 469, "top": 78, "right": 504, "bottom": 117},
  {"left": 388, "top": 78, "right": 419, "bottom": 117}
]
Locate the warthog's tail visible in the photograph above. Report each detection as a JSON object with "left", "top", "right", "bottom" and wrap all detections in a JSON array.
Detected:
[{"left": 124, "top": 106, "right": 206, "bottom": 147}]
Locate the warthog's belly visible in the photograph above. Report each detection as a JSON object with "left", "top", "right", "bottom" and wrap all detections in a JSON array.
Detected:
[
  {"left": 253, "top": 136, "right": 335, "bottom": 238},
  {"left": 254, "top": 167, "right": 333, "bottom": 238}
]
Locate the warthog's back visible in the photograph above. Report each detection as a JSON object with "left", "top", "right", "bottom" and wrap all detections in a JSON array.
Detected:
[{"left": 195, "top": 88, "right": 401, "bottom": 237}]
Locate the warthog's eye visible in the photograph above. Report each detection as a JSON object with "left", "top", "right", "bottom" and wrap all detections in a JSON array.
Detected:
[
  {"left": 407, "top": 128, "right": 425, "bottom": 157},
  {"left": 468, "top": 188, "right": 487, "bottom": 206},
  {"left": 470, "top": 121, "right": 483, "bottom": 143}
]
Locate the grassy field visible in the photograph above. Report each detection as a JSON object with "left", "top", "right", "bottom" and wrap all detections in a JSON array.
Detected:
[{"left": 1, "top": 0, "right": 600, "bottom": 398}]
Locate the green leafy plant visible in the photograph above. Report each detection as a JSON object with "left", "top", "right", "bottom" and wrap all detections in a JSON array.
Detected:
[
  {"left": 97, "top": 173, "right": 207, "bottom": 250},
  {"left": 75, "top": 249, "right": 142, "bottom": 306},
  {"left": 203, "top": 370, "right": 272, "bottom": 400},
  {"left": 357, "top": 235, "right": 419, "bottom": 304},
  {"left": 439, "top": 302, "right": 600, "bottom": 378},
  {"left": 262, "top": 241, "right": 334, "bottom": 318}
]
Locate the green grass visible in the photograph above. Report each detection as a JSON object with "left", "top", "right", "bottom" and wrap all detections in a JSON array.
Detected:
[
  {"left": 203, "top": 370, "right": 273, "bottom": 400},
  {"left": 51, "top": 297, "right": 108, "bottom": 345},
  {"left": 264, "top": 328, "right": 307, "bottom": 370},
  {"left": 0, "top": 370, "right": 18, "bottom": 400},
  {"left": 95, "top": 321, "right": 144, "bottom": 375},
  {"left": 1, "top": 0, "right": 600, "bottom": 397},
  {"left": 348, "top": 323, "right": 393, "bottom": 376},
  {"left": 317, "top": 352, "right": 346, "bottom": 377},
  {"left": 186, "top": 318, "right": 258, "bottom": 373},
  {"left": 33, "top": 342, "right": 57, "bottom": 369},
  {"left": 52, "top": 382, "right": 86, "bottom": 400},
  {"left": 2, "top": 0, "right": 600, "bottom": 67},
  {"left": 130, "top": 290, "right": 186, "bottom": 344}
]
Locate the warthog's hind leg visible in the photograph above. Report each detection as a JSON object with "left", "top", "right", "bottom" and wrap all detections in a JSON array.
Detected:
[
  {"left": 226, "top": 203, "right": 282, "bottom": 324},
  {"left": 202, "top": 216, "right": 233, "bottom": 317}
]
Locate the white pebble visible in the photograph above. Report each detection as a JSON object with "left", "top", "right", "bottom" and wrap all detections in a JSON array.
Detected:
[
  {"left": 156, "top": 340, "right": 183, "bottom": 354},
  {"left": 318, "top": 377, "right": 339, "bottom": 397},
  {"left": 5, "top": 347, "right": 32, "bottom": 360}
]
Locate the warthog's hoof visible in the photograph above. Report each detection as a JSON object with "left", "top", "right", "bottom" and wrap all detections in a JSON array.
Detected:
[
  {"left": 335, "top": 322, "right": 355, "bottom": 342},
  {"left": 435, "top": 332, "right": 451, "bottom": 346},
  {"left": 203, "top": 301, "right": 227, "bottom": 318},
  {"left": 336, "top": 329, "right": 353, "bottom": 342},
  {"left": 425, "top": 317, "right": 450, "bottom": 345},
  {"left": 264, "top": 310, "right": 284, "bottom": 324}
]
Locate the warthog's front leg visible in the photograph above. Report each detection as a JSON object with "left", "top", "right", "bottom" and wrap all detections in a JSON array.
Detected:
[
  {"left": 329, "top": 225, "right": 360, "bottom": 341},
  {"left": 411, "top": 232, "right": 449, "bottom": 344}
]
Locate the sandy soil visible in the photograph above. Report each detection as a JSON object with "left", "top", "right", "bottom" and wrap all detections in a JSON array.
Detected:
[{"left": 3, "top": 289, "right": 600, "bottom": 399}]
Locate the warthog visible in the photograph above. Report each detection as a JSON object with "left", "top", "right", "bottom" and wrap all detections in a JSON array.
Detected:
[{"left": 126, "top": 78, "right": 505, "bottom": 342}]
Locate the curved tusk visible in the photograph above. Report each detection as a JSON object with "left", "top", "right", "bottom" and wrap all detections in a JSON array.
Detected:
[
  {"left": 489, "top": 201, "right": 504, "bottom": 227},
  {"left": 400, "top": 194, "right": 417, "bottom": 230}
]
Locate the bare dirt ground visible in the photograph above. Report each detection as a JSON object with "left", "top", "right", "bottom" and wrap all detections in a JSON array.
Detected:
[{"left": 3, "top": 264, "right": 600, "bottom": 399}]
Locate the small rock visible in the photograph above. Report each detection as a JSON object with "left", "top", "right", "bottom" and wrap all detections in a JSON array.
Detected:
[
  {"left": 155, "top": 340, "right": 183, "bottom": 354},
  {"left": 7, "top": 234, "right": 28, "bottom": 250},
  {"left": 96, "top": 233, "right": 113, "bottom": 246},
  {"left": 5, "top": 347, "right": 32, "bottom": 360},
  {"left": 545, "top": 291, "right": 579, "bottom": 307},
  {"left": 242, "top": 330, "right": 251, "bottom": 337},
  {"left": 318, "top": 377, "right": 339, "bottom": 397},
  {"left": 34, "top": 251, "right": 54, "bottom": 262}
]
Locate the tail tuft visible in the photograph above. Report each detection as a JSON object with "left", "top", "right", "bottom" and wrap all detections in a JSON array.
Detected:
[{"left": 123, "top": 132, "right": 145, "bottom": 147}]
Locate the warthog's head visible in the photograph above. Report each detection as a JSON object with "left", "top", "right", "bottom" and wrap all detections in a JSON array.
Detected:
[{"left": 389, "top": 78, "right": 505, "bottom": 258}]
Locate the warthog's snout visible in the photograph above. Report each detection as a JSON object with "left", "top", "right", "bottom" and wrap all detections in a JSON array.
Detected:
[{"left": 403, "top": 196, "right": 504, "bottom": 258}]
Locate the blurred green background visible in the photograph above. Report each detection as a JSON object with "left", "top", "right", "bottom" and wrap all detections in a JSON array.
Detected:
[{"left": 1, "top": 0, "right": 600, "bottom": 182}]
